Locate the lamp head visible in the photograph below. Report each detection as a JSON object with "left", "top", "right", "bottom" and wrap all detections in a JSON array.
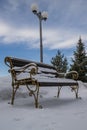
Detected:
[
  {"left": 31, "top": 3, "right": 38, "bottom": 13},
  {"left": 42, "top": 11, "right": 48, "bottom": 20}
]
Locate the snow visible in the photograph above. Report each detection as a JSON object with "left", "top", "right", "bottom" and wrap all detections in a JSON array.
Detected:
[{"left": 0, "top": 75, "right": 87, "bottom": 130}]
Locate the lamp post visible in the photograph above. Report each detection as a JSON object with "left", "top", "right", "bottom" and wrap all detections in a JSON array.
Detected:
[{"left": 31, "top": 3, "right": 48, "bottom": 63}]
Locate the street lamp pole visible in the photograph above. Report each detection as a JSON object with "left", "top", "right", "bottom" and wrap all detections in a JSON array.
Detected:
[
  {"left": 31, "top": 4, "right": 48, "bottom": 63},
  {"left": 39, "top": 13, "right": 43, "bottom": 62}
]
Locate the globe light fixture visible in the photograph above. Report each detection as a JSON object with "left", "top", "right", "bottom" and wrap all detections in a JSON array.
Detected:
[{"left": 31, "top": 3, "right": 38, "bottom": 13}]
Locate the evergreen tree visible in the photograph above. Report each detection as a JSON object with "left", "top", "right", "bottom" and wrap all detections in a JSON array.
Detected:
[
  {"left": 51, "top": 50, "right": 68, "bottom": 73},
  {"left": 70, "top": 37, "right": 87, "bottom": 82},
  {"left": 62, "top": 57, "right": 68, "bottom": 72}
]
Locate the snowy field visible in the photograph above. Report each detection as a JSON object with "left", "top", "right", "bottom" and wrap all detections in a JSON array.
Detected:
[{"left": 0, "top": 75, "right": 87, "bottom": 130}]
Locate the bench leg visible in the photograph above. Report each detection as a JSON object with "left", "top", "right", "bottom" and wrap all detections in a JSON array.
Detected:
[
  {"left": 11, "top": 84, "right": 19, "bottom": 105},
  {"left": 71, "top": 85, "right": 79, "bottom": 99},
  {"left": 26, "top": 84, "right": 40, "bottom": 108},
  {"left": 75, "top": 86, "right": 79, "bottom": 99},
  {"left": 33, "top": 88, "right": 39, "bottom": 108},
  {"left": 57, "top": 86, "right": 62, "bottom": 98}
]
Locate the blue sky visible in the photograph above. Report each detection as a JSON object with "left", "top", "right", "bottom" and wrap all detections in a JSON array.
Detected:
[{"left": 0, "top": 0, "right": 87, "bottom": 76}]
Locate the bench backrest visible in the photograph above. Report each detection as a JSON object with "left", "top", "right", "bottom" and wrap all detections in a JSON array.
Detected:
[{"left": 4, "top": 56, "right": 59, "bottom": 78}]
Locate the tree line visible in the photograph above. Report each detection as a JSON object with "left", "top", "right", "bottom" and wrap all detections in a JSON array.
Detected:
[{"left": 51, "top": 37, "right": 87, "bottom": 82}]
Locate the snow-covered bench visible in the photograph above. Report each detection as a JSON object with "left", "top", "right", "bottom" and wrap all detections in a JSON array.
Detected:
[{"left": 5, "top": 56, "right": 79, "bottom": 108}]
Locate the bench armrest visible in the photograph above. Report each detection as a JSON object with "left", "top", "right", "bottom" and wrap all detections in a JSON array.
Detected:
[
  {"left": 65, "top": 71, "right": 79, "bottom": 80},
  {"left": 9, "top": 63, "right": 38, "bottom": 80}
]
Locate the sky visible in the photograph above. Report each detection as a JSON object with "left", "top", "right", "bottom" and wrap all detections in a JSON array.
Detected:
[{"left": 0, "top": 0, "right": 87, "bottom": 76}]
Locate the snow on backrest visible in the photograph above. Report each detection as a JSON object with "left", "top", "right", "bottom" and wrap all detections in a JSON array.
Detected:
[
  {"left": 14, "top": 64, "right": 57, "bottom": 80},
  {"left": 5, "top": 57, "right": 58, "bottom": 80},
  {"left": 36, "top": 66, "right": 58, "bottom": 78}
]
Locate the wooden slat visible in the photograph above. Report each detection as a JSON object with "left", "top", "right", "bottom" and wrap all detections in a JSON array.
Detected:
[
  {"left": 38, "top": 82, "right": 78, "bottom": 87},
  {"left": 9, "top": 57, "right": 56, "bottom": 69}
]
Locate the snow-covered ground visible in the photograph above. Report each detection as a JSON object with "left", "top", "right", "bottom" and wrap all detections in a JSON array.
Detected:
[{"left": 0, "top": 75, "right": 87, "bottom": 130}]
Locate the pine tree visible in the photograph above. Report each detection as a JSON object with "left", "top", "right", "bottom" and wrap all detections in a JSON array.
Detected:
[
  {"left": 62, "top": 57, "right": 68, "bottom": 72},
  {"left": 70, "top": 37, "right": 87, "bottom": 82},
  {"left": 51, "top": 50, "right": 68, "bottom": 73}
]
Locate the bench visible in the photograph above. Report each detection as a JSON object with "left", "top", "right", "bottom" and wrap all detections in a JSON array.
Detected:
[{"left": 5, "top": 56, "right": 79, "bottom": 108}]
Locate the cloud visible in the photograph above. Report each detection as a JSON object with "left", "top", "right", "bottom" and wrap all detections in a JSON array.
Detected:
[
  {"left": 0, "top": 21, "right": 87, "bottom": 50},
  {"left": 1, "top": 0, "right": 87, "bottom": 30},
  {"left": 0, "top": 21, "right": 39, "bottom": 43},
  {"left": 43, "top": 28, "right": 84, "bottom": 49}
]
